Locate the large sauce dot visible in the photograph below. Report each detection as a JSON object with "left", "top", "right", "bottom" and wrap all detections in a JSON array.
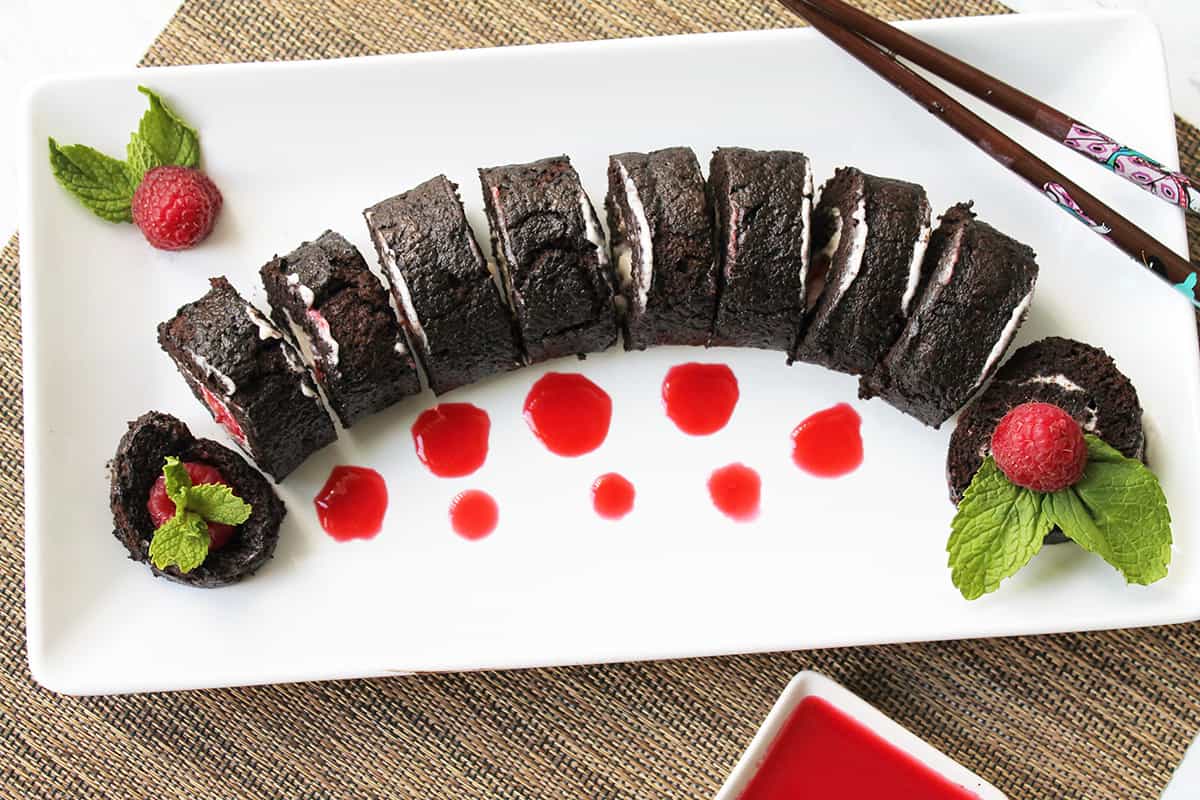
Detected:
[
  {"left": 523, "top": 372, "right": 613, "bottom": 457},
  {"left": 411, "top": 403, "right": 490, "bottom": 477},
  {"left": 662, "top": 363, "right": 739, "bottom": 436},
  {"left": 791, "top": 403, "right": 864, "bottom": 478}
]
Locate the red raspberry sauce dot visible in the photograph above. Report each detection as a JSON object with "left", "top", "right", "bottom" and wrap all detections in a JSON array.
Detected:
[
  {"left": 662, "top": 363, "right": 739, "bottom": 436},
  {"left": 313, "top": 466, "right": 388, "bottom": 542},
  {"left": 708, "top": 463, "right": 761, "bottom": 522},
  {"left": 449, "top": 490, "right": 499, "bottom": 540},
  {"left": 790, "top": 403, "right": 864, "bottom": 478},
  {"left": 591, "top": 473, "right": 636, "bottom": 520},
  {"left": 411, "top": 403, "right": 491, "bottom": 477},
  {"left": 523, "top": 373, "right": 613, "bottom": 457}
]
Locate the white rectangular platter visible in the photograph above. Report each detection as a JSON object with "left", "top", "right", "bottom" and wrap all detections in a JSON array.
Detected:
[{"left": 21, "top": 10, "right": 1200, "bottom": 694}]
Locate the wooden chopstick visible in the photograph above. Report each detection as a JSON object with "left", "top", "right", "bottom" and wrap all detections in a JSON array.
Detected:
[
  {"left": 777, "top": 0, "right": 1200, "bottom": 308},
  {"left": 792, "top": 0, "right": 1200, "bottom": 219}
]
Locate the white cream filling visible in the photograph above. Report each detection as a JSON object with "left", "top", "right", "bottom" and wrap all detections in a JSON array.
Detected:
[
  {"left": 901, "top": 215, "right": 933, "bottom": 316},
  {"left": 816, "top": 207, "right": 843, "bottom": 262},
  {"left": 580, "top": 192, "right": 608, "bottom": 267},
  {"left": 488, "top": 186, "right": 521, "bottom": 318},
  {"left": 371, "top": 226, "right": 429, "bottom": 353},
  {"left": 618, "top": 163, "right": 653, "bottom": 310},
  {"left": 394, "top": 339, "right": 408, "bottom": 356},
  {"left": 1023, "top": 373, "right": 1086, "bottom": 393},
  {"left": 306, "top": 309, "right": 340, "bottom": 368},
  {"left": 279, "top": 341, "right": 318, "bottom": 399},
  {"left": 797, "top": 161, "right": 814, "bottom": 298},
  {"left": 186, "top": 349, "right": 235, "bottom": 395},
  {"left": 286, "top": 272, "right": 315, "bottom": 308},
  {"left": 832, "top": 191, "right": 869, "bottom": 302},
  {"left": 971, "top": 290, "right": 1034, "bottom": 393},
  {"left": 934, "top": 226, "right": 965, "bottom": 288},
  {"left": 245, "top": 305, "right": 282, "bottom": 341}
]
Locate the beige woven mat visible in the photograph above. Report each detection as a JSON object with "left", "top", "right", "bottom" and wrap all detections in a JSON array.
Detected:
[{"left": 4, "top": 1, "right": 1200, "bottom": 798}]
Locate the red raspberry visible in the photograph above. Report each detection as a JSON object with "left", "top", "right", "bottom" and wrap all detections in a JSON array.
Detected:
[
  {"left": 990, "top": 402, "right": 1087, "bottom": 493},
  {"left": 131, "top": 166, "right": 222, "bottom": 250},
  {"left": 146, "top": 461, "right": 236, "bottom": 551}
]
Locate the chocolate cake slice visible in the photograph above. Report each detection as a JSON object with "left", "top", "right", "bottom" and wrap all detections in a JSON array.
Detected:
[
  {"left": 708, "top": 147, "right": 813, "bottom": 351},
  {"left": 158, "top": 277, "right": 337, "bottom": 481},
  {"left": 260, "top": 230, "right": 421, "bottom": 427},
  {"left": 860, "top": 203, "right": 1039, "bottom": 428},
  {"left": 793, "top": 167, "right": 932, "bottom": 374},
  {"left": 110, "top": 411, "right": 286, "bottom": 587},
  {"left": 947, "top": 336, "right": 1144, "bottom": 504},
  {"left": 479, "top": 156, "right": 618, "bottom": 363},
  {"left": 607, "top": 147, "right": 720, "bottom": 350},
  {"left": 364, "top": 176, "right": 522, "bottom": 394}
]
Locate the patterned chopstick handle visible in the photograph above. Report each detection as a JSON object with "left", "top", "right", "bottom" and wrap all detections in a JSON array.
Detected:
[{"left": 1064, "top": 123, "right": 1200, "bottom": 214}]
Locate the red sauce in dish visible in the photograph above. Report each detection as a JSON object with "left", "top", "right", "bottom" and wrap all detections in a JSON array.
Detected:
[
  {"left": 591, "top": 473, "right": 635, "bottom": 520},
  {"left": 313, "top": 465, "right": 388, "bottom": 542},
  {"left": 523, "top": 372, "right": 613, "bottom": 457},
  {"left": 662, "top": 363, "right": 739, "bottom": 436},
  {"left": 737, "top": 696, "right": 980, "bottom": 800},
  {"left": 707, "top": 463, "right": 761, "bottom": 521},
  {"left": 147, "top": 461, "right": 236, "bottom": 550},
  {"left": 790, "top": 403, "right": 864, "bottom": 478},
  {"left": 200, "top": 386, "right": 246, "bottom": 445},
  {"left": 411, "top": 403, "right": 491, "bottom": 477},
  {"left": 449, "top": 490, "right": 499, "bottom": 540}
]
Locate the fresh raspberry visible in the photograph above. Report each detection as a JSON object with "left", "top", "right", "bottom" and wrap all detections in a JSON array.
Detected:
[
  {"left": 147, "top": 461, "right": 236, "bottom": 551},
  {"left": 990, "top": 402, "right": 1087, "bottom": 493},
  {"left": 130, "top": 166, "right": 222, "bottom": 250}
]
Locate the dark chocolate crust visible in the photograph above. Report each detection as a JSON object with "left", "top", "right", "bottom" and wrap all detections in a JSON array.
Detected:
[
  {"left": 860, "top": 203, "right": 1039, "bottom": 428},
  {"left": 947, "top": 336, "right": 1145, "bottom": 504},
  {"left": 364, "top": 176, "right": 522, "bottom": 394},
  {"left": 794, "top": 167, "right": 932, "bottom": 375},
  {"left": 607, "top": 147, "right": 719, "bottom": 350},
  {"left": 261, "top": 231, "right": 421, "bottom": 426},
  {"left": 708, "top": 147, "right": 811, "bottom": 351},
  {"left": 157, "top": 277, "right": 337, "bottom": 481},
  {"left": 109, "top": 411, "right": 286, "bottom": 588},
  {"left": 479, "top": 156, "right": 618, "bottom": 363}
]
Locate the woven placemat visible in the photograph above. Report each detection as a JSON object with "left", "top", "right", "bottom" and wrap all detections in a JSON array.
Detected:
[{"left": 4, "top": 2, "right": 1200, "bottom": 798}]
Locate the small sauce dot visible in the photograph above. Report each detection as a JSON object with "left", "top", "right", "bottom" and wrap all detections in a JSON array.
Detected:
[
  {"left": 791, "top": 403, "right": 864, "bottom": 478},
  {"left": 411, "top": 403, "right": 490, "bottom": 477},
  {"left": 314, "top": 465, "right": 388, "bottom": 541},
  {"left": 708, "top": 463, "right": 761, "bottom": 521},
  {"left": 591, "top": 473, "right": 636, "bottom": 520},
  {"left": 449, "top": 490, "right": 499, "bottom": 541},
  {"left": 662, "top": 363, "right": 739, "bottom": 436},
  {"left": 523, "top": 372, "right": 613, "bottom": 457}
]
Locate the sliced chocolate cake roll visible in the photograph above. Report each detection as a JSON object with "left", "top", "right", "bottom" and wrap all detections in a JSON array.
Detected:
[
  {"left": 260, "top": 230, "right": 421, "bottom": 427},
  {"left": 479, "top": 156, "right": 618, "bottom": 363},
  {"left": 158, "top": 277, "right": 337, "bottom": 481},
  {"left": 607, "top": 147, "right": 719, "bottom": 350},
  {"left": 364, "top": 176, "right": 522, "bottom": 394},
  {"left": 110, "top": 411, "right": 286, "bottom": 587},
  {"left": 860, "top": 203, "right": 1039, "bottom": 428},
  {"left": 947, "top": 336, "right": 1144, "bottom": 505},
  {"left": 708, "top": 147, "right": 813, "bottom": 351},
  {"left": 793, "top": 167, "right": 932, "bottom": 374}
]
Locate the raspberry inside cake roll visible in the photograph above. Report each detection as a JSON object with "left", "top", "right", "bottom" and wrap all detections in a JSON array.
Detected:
[
  {"left": 158, "top": 277, "right": 337, "bottom": 481},
  {"left": 606, "top": 147, "right": 719, "bottom": 350},
  {"left": 479, "top": 156, "right": 618, "bottom": 364},
  {"left": 260, "top": 230, "right": 422, "bottom": 426},
  {"left": 860, "top": 203, "right": 1039, "bottom": 428},
  {"left": 793, "top": 166, "right": 932, "bottom": 374},
  {"left": 364, "top": 176, "right": 522, "bottom": 394},
  {"left": 708, "top": 147, "right": 813, "bottom": 351}
]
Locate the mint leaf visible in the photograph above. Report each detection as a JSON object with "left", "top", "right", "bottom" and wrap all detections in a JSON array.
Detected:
[
  {"left": 187, "top": 483, "right": 252, "bottom": 526},
  {"left": 126, "top": 132, "right": 163, "bottom": 183},
  {"left": 136, "top": 86, "right": 199, "bottom": 169},
  {"left": 148, "top": 511, "right": 209, "bottom": 573},
  {"left": 948, "top": 457, "right": 1053, "bottom": 600},
  {"left": 161, "top": 456, "right": 193, "bottom": 513},
  {"left": 1045, "top": 435, "right": 1172, "bottom": 585},
  {"left": 47, "top": 137, "right": 135, "bottom": 222}
]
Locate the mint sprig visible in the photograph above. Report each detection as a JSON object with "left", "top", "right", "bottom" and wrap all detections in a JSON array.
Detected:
[
  {"left": 49, "top": 86, "right": 201, "bottom": 222},
  {"left": 948, "top": 434, "right": 1172, "bottom": 599},
  {"left": 149, "top": 456, "right": 251, "bottom": 573}
]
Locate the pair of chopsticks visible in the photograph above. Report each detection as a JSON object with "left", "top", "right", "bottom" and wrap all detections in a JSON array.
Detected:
[{"left": 778, "top": 0, "right": 1200, "bottom": 308}]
